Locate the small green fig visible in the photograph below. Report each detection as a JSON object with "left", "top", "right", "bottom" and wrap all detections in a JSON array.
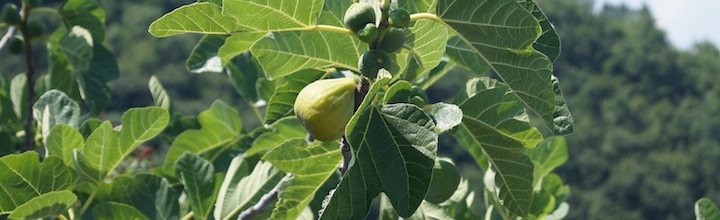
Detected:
[
  {"left": 358, "top": 49, "right": 393, "bottom": 79},
  {"left": 425, "top": 157, "right": 461, "bottom": 204},
  {"left": 389, "top": 8, "right": 410, "bottom": 28},
  {"left": 356, "top": 23, "right": 378, "bottom": 43},
  {"left": 27, "top": 19, "right": 46, "bottom": 38},
  {"left": 1, "top": 3, "right": 21, "bottom": 25},
  {"left": 343, "top": 3, "right": 376, "bottom": 32},
  {"left": 294, "top": 78, "right": 356, "bottom": 142},
  {"left": 379, "top": 28, "right": 406, "bottom": 53},
  {"left": 8, "top": 35, "right": 24, "bottom": 54}
]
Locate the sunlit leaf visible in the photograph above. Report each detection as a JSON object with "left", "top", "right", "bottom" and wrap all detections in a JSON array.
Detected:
[
  {"left": 7, "top": 190, "right": 77, "bottom": 219},
  {"left": 696, "top": 198, "right": 720, "bottom": 220},
  {"left": 46, "top": 124, "right": 84, "bottom": 167},
  {"left": 214, "top": 158, "right": 284, "bottom": 220},
  {"left": 33, "top": 90, "right": 80, "bottom": 138},
  {"left": 221, "top": 0, "right": 324, "bottom": 30},
  {"left": 148, "top": 76, "right": 171, "bottom": 110},
  {"left": 0, "top": 152, "right": 72, "bottom": 213},
  {"left": 263, "top": 139, "right": 341, "bottom": 220}
]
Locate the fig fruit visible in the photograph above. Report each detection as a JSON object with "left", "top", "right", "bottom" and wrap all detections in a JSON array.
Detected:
[
  {"left": 8, "top": 35, "right": 24, "bottom": 54},
  {"left": 425, "top": 157, "right": 461, "bottom": 204},
  {"left": 357, "top": 23, "right": 378, "bottom": 43},
  {"left": 343, "top": 3, "right": 376, "bottom": 33},
  {"left": 294, "top": 78, "right": 356, "bottom": 142},
  {"left": 379, "top": 28, "right": 405, "bottom": 53},
  {"left": 358, "top": 49, "right": 392, "bottom": 78},
  {"left": 2, "top": 3, "right": 20, "bottom": 25},
  {"left": 389, "top": 8, "right": 410, "bottom": 28},
  {"left": 27, "top": 19, "right": 46, "bottom": 38}
]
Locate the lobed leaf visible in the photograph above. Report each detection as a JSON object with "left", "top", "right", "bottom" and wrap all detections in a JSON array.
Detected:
[
  {"left": 527, "top": 136, "right": 567, "bottom": 187},
  {"left": 451, "top": 77, "right": 542, "bottom": 216},
  {"left": 175, "top": 153, "right": 221, "bottom": 220},
  {"left": 225, "top": 51, "right": 265, "bottom": 104},
  {"left": 7, "top": 190, "right": 77, "bottom": 219},
  {"left": 517, "top": 0, "right": 561, "bottom": 62},
  {"left": 0, "top": 152, "right": 72, "bottom": 213},
  {"left": 263, "top": 139, "right": 341, "bottom": 220}
]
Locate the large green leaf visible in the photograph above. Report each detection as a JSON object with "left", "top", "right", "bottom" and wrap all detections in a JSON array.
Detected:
[
  {"left": 263, "top": 139, "right": 341, "bottom": 220},
  {"left": 187, "top": 35, "right": 228, "bottom": 74},
  {"left": 149, "top": 3, "right": 246, "bottom": 37},
  {"left": 174, "top": 153, "right": 221, "bottom": 220},
  {"left": 91, "top": 202, "right": 150, "bottom": 220},
  {"left": 95, "top": 174, "right": 180, "bottom": 220},
  {"left": 263, "top": 70, "right": 324, "bottom": 125},
  {"left": 695, "top": 198, "right": 720, "bottom": 220},
  {"left": 436, "top": 0, "right": 557, "bottom": 132},
  {"left": 59, "top": 26, "right": 94, "bottom": 72},
  {"left": 0, "top": 152, "right": 72, "bottom": 213},
  {"left": 517, "top": 0, "right": 561, "bottom": 62},
  {"left": 46, "top": 124, "right": 84, "bottom": 167},
  {"left": 246, "top": 116, "right": 306, "bottom": 156},
  {"left": 33, "top": 90, "right": 80, "bottom": 138},
  {"left": 214, "top": 157, "right": 284, "bottom": 220},
  {"left": 321, "top": 103, "right": 437, "bottom": 218},
  {"left": 252, "top": 30, "right": 363, "bottom": 79},
  {"left": 162, "top": 101, "right": 242, "bottom": 176},
  {"left": 445, "top": 36, "right": 490, "bottom": 74},
  {"left": 398, "top": 20, "right": 447, "bottom": 80},
  {"left": 47, "top": 41, "right": 82, "bottom": 102},
  {"left": 62, "top": 9, "right": 105, "bottom": 41},
  {"left": 77, "top": 107, "right": 169, "bottom": 182},
  {"left": 451, "top": 78, "right": 542, "bottom": 216},
  {"left": 221, "top": 0, "right": 324, "bottom": 30},
  {"left": 7, "top": 190, "right": 77, "bottom": 219},
  {"left": 80, "top": 42, "right": 119, "bottom": 115}
]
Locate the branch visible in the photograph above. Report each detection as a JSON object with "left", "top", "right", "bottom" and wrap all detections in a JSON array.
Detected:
[
  {"left": 237, "top": 173, "right": 293, "bottom": 220},
  {"left": 0, "top": 27, "right": 16, "bottom": 50},
  {"left": 20, "top": 4, "right": 36, "bottom": 152}
]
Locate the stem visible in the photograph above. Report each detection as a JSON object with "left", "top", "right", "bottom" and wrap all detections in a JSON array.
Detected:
[
  {"left": 20, "top": 2, "right": 36, "bottom": 152},
  {"left": 237, "top": 173, "right": 293, "bottom": 220},
  {"left": 249, "top": 102, "right": 264, "bottom": 124},
  {"left": 307, "top": 25, "right": 355, "bottom": 36},
  {"left": 77, "top": 183, "right": 100, "bottom": 215},
  {"left": 180, "top": 211, "right": 194, "bottom": 220},
  {"left": 410, "top": 13, "right": 443, "bottom": 23}
]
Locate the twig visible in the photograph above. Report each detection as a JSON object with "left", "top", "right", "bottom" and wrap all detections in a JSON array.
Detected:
[
  {"left": 237, "top": 173, "right": 293, "bottom": 220},
  {"left": 20, "top": 4, "right": 36, "bottom": 152}
]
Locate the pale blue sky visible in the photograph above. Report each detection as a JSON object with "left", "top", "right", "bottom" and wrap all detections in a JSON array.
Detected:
[{"left": 594, "top": 0, "right": 719, "bottom": 49}]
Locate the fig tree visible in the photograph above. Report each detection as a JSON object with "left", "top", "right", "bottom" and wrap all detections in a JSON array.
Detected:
[
  {"left": 2, "top": 3, "right": 20, "bottom": 25},
  {"left": 389, "top": 8, "right": 410, "bottom": 28},
  {"left": 356, "top": 23, "right": 378, "bottom": 43},
  {"left": 294, "top": 78, "right": 356, "bottom": 142},
  {"left": 8, "top": 35, "right": 24, "bottom": 54},
  {"left": 358, "top": 49, "right": 392, "bottom": 78},
  {"left": 379, "top": 28, "right": 405, "bottom": 53},
  {"left": 343, "top": 3, "right": 376, "bottom": 32},
  {"left": 425, "top": 157, "right": 461, "bottom": 204}
]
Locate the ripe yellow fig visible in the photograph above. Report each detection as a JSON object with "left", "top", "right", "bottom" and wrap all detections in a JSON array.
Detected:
[{"left": 294, "top": 78, "right": 357, "bottom": 142}]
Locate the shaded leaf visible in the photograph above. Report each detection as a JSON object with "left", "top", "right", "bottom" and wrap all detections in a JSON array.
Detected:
[
  {"left": 546, "top": 75, "right": 574, "bottom": 135},
  {"left": 321, "top": 104, "right": 437, "bottom": 218},
  {"left": 148, "top": 75, "right": 171, "bottom": 110},
  {"left": 517, "top": 0, "right": 561, "bottom": 61},
  {"left": 527, "top": 136, "right": 567, "bottom": 186},
  {"left": 162, "top": 101, "right": 242, "bottom": 176},
  {"left": 46, "top": 124, "right": 84, "bottom": 167},
  {"left": 437, "top": 0, "right": 557, "bottom": 132},
  {"left": 187, "top": 35, "right": 228, "bottom": 74},
  {"left": 62, "top": 9, "right": 105, "bottom": 41},
  {"left": 247, "top": 116, "right": 306, "bottom": 156},
  {"left": 225, "top": 51, "right": 264, "bottom": 104},
  {"left": 175, "top": 153, "right": 220, "bottom": 220},
  {"left": 263, "top": 139, "right": 341, "bottom": 219},
  {"left": 429, "top": 102, "right": 462, "bottom": 134},
  {"left": 451, "top": 78, "right": 542, "bottom": 216},
  {"left": 59, "top": 26, "right": 93, "bottom": 72},
  {"left": 7, "top": 190, "right": 77, "bottom": 219},
  {"left": 95, "top": 174, "right": 180, "bottom": 220}
]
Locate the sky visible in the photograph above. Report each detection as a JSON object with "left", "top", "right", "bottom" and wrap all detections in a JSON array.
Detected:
[{"left": 593, "top": 0, "right": 720, "bottom": 50}]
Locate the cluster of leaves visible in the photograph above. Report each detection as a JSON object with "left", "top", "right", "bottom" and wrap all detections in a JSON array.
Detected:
[{"left": 1, "top": 0, "right": 576, "bottom": 219}]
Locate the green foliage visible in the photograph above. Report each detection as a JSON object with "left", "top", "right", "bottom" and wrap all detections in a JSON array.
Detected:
[
  {"left": 0, "top": 0, "right": 576, "bottom": 219},
  {"left": 696, "top": 198, "right": 720, "bottom": 220}
]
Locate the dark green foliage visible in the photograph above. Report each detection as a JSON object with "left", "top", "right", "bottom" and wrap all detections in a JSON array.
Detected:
[
  {"left": 537, "top": 0, "right": 720, "bottom": 218},
  {"left": 1, "top": 3, "right": 20, "bottom": 25},
  {"left": 7, "top": 35, "right": 24, "bottom": 54},
  {"left": 389, "top": 8, "right": 410, "bottom": 28}
]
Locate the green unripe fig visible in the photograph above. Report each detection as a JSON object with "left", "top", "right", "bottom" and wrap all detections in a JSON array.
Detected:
[
  {"left": 425, "top": 158, "right": 461, "bottom": 204},
  {"left": 294, "top": 78, "right": 356, "bottom": 142},
  {"left": 343, "top": 3, "right": 376, "bottom": 32},
  {"left": 389, "top": 8, "right": 410, "bottom": 28},
  {"left": 356, "top": 23, "right": 378, "bottom": 43},
  {"left": 2, "top": 3, "right": 21, "bottom": 25},
  {"left": 358, "top": 49, "right": 393, "bottom": 78},
  {"left": 379, "top": 28, "right": 405, "bottom": 53},
  {"left": 27, "top": 19, "right": 46, "bottom": 38},
  {"left": 8, "top": 35, "right": 24, "bottom": 54}
]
